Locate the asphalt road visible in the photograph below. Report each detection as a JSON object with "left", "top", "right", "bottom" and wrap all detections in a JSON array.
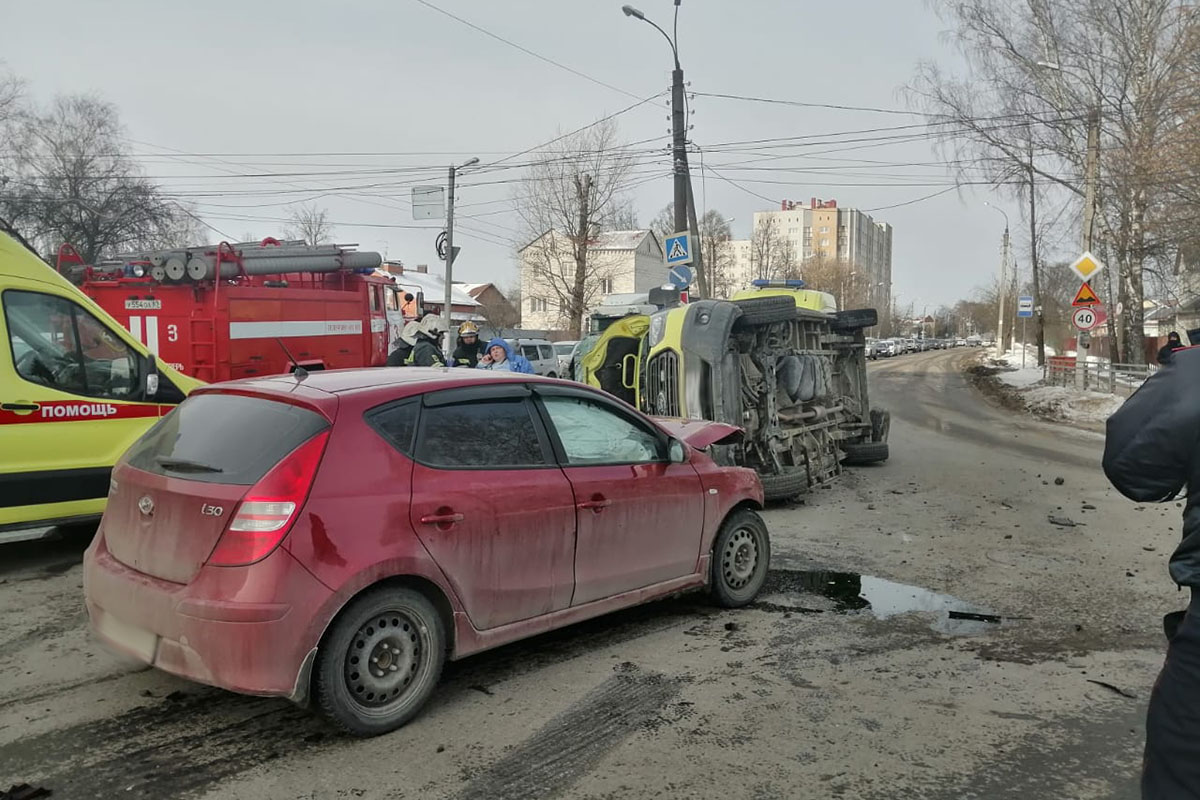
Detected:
[{"left": 0, "top": 349, "right": 1175, "bottom": 799}]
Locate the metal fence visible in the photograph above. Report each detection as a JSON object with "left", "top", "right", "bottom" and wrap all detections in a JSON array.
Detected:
[{"left": 1044, "top": 356, "right": 1157, "bottom": 395}]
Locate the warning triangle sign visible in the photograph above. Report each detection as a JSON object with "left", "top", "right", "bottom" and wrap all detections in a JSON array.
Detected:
[
  {"left": 1072, "top": 282, "right": 1100, "bottom": 307},
  {"left": 668, "top": 239, "right": 688, "bottom": 260}
]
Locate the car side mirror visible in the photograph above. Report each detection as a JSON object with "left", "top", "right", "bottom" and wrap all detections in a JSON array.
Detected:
[
  {"left": 668, "top": 438, "right": 687, "bottom": 464},
  {"left": 145, "top": 354, "right": 159, "bottom": 399}
]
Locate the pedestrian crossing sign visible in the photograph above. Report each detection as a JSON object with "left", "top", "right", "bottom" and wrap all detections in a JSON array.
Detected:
[{"left": 664, "top": 231, "right": 692, "bottom": 267}]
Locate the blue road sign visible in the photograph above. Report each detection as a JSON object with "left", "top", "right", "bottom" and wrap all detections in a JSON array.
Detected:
[
  {"left": 1017, "top": 295, "right": 1034, "bottom": 318},
  {"left": 668, "top": 264, "right": 693, "bottom": 289},
  {"left": 664, "top": 231, "right": 692, "bottom": 267}
]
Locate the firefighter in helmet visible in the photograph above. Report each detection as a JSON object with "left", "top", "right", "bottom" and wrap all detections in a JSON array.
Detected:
[
  {"left": 452, "top": 321, "right": 486, "bottom": 368},
  {"left": 407, "top": 314, "right": 447, "bottom": 367}
]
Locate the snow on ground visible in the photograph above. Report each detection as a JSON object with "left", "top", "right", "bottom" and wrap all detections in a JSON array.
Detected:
[
  {"left": 1021, "top": 385, "right": 1125, "bottom": 425},
  {"left": 984, "top": 345, "right": 1124, "bottom": 425}
]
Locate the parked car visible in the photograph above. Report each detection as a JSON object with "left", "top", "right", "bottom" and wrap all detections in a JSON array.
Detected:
[
  {"left": 955, "top": 338, "right": 967, "bottom": 347},
  {"left": 553, "top": 340, "right": 578, "bottom": 376},
  {"left": 866, "top": 338, "right": 881, "bottom": 360},
  {"left": 83, "top": 369, "right": 768, "bottom": 736},
  {"left": 879, "top": 339, "right": 900, "bottom": 357},
  {"left": 507, "top": 337, "right": 560, "bottom": 377}
]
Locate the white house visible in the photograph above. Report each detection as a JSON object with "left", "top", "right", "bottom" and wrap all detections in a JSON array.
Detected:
[{"left": 519, "top": 229, "right": 664, "bottom": 332}]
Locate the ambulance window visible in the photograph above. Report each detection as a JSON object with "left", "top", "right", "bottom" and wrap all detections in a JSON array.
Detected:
[{"left": 4, "top": 290, "right": 143, "bottom": 400}]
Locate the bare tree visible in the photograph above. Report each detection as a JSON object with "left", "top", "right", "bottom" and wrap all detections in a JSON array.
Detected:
[
  {"left": 285, "top": 202, "right": 335, "bottom": 245},
  {"left": 912, "top": 0, "right": 1200, "bottom": 363},
  {"left": 748, "top": 214, "right": 797, "bottom": 281},
  {"left": 1, "top": 94, "right": 186, "bottom": 263},
  {"left": 514, "top": 119, "right": 635, "bottom": 338}
]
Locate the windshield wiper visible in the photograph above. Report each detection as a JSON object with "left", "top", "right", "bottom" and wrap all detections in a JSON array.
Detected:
[{"left": 154, "top": 456, "right": 223, "bottom": 473}]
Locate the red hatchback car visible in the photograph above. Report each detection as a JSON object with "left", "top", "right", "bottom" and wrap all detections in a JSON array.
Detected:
[{"left": 83, "top": 368, "right": 768, "bottom": 735}]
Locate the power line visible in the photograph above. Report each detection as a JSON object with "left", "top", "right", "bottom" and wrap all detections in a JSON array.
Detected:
[
  {"left": 412, "top": 0, "right": 643, "bottom": 101},
  {"left": 693, "top": 91, "right": 922, "bottom": 116}
]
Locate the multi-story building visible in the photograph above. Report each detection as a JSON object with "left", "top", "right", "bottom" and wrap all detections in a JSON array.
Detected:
[
  {"left": 725, "top": 198, "right": 893, "bottom": 316},
  {"left": 519, "top": 229, "right": 664, "bottom": 332}
]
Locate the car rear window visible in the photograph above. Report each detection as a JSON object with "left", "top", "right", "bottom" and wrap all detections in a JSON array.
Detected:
[{"left": 125, "top": 393, "right": 329, "bottom": 484}]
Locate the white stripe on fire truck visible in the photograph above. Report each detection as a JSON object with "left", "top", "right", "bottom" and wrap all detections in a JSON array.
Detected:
[
  {"left": 128, "top": 315, "right": 142, "bottom": 343},
  {"left": 145, "top": 316, "right": 159, "bottom": 354},
  {"left": 227, "top": 320, "right": 364, "bottom": 340}
]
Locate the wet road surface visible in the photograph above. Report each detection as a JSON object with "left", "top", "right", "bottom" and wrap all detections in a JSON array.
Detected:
[{"left": 0, "top": 349, "right": 1169, "bottom": 798}]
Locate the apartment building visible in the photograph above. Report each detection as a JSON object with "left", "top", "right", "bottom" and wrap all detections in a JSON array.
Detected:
[{"left": 726, "top": 198, "right": 893, "bottom": 313}]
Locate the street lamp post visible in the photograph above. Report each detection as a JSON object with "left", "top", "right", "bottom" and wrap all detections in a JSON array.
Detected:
[
  {"left": 984, "top": 202, "right": 1011, "bottom": 359},
  {"left": 444, "top": 156, "right": 479, "bottom": 335},
  {"left": 623, "top": 2, "right": 707, "bottom": 296}
]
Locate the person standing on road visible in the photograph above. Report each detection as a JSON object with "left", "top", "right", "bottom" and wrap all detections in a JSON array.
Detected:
[
  {"left": 385, "top": 321, "right": 421, "bottom": 367},
  {"left": 452, "top": 321, "right": 486, "bottom": 368},
  {"left": 1104, "top": 345, "right": 1200, "bottom": 798},
  {"left": 1157, "top": 331, "right": 1184, "bottom": 365},
  {"left": 408, "top": 315, "right": 447, "bottom": 368},
  {"left": 476, "top": 338, "right": 534, "bottom": 373}
]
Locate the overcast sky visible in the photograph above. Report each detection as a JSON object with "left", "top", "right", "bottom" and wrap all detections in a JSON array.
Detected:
[{"left": 1, "top": 0, "right": 1083, "bottom": 312}]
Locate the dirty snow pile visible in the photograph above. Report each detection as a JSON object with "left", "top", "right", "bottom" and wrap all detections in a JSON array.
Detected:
[
  {"left": 1020, "top": 385, "right": 1125, "bottom": 424},
  {"left": 987, "top": 346, "right": 1123, "bottom": 424}
]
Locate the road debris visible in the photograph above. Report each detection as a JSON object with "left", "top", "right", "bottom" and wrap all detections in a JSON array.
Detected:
[
  {"left": 1085, "top": 679, "right": 1138, "bottom": 699},
  {"left": 1048, "top": 515, "right": 1081, "bottom": 528}
]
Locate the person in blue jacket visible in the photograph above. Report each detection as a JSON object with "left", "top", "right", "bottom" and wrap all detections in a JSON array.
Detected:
[{"left": 476, "top": 338, "right": 534, "bottom": 373}]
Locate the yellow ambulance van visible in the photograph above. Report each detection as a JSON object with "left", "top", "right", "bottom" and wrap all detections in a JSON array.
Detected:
[{"left": 0, "top": 229, "right": 198, "bottom": 543}]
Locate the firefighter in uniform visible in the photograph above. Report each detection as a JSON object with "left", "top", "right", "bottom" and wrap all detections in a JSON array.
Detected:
[
  {"left": 407, "top": 314, "right": 447, "bottom": 367},
  {"left": 452, "top": 321, "right": 486, "bottom": 368}
]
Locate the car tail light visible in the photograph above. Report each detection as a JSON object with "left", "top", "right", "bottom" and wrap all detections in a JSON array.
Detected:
[{"left": 207, "top": 430, "right": 330, "bottom": 567}]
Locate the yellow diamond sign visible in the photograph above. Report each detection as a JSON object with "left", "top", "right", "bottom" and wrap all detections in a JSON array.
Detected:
[{"left": 1069, "top": 251, "right": 1105, "bottom": 283}]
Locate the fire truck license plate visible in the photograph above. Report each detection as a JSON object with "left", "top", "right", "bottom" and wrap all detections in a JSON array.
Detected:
[{"left": 124, "top": 299, "right": 162, "bottom": 310}]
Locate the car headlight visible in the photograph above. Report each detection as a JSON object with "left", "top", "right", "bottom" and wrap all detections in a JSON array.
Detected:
[{"left": 648, "top": 314, "right": 667, "bottom": 348}]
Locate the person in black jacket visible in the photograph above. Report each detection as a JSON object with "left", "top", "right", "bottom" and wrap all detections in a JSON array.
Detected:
[
  {"left": 451, "top": 321, "right": 485, "bottom": 368},
  {"left": 409, "top": 314, "right": 447, "bottom": 367},
  {"left": 1104, "top": 346, "right": 1200, "bottom": 798},
  {"left": 1157, "top": 331, "right": 1184, "bottom": 365}
]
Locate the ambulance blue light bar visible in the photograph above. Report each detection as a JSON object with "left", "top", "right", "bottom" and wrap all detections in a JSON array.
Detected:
[{"left": 751, "top": 278, "right": 806, "bottom": 289}]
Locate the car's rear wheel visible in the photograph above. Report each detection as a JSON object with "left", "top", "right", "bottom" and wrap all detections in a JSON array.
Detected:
[
  {"left": 759, "top": 470, "right": 808, "bottom": 501},
  {"left": 841, "top": 441, "right": 890, "bottom": 465},
  {"left": 547, "top": 372, "right": 557, "bottom": 379},
  {"left": 314, "top": 586, "right": 445, "bottom": 737},
  {"left": 710, "top": 509, "right": 771, "bottom": 607}
]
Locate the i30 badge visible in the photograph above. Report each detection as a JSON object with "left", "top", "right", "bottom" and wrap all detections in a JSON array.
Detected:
[{"left": 138, "top": 495, "right": 155, "bottom": 516}]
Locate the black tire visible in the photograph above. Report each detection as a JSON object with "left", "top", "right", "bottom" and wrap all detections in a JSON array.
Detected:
[
  {"left": 841, "top": 441, "right": 889, "bottom": 465},
  {"left": 870, "top": 408, "right": 891, "bottom": 443},
  {"left": 314, "top": 586, "right": 446, "bottom": 737},
  {"left": 759, "top": 470, "right": 808, "bottom": 501},
  {"left": 831, "top": 308, "right": 878, "bottom": 331},
  {"left": 546, "top": 372, "right": 557, "bottom": 379},
  {"left": 710, "top": 509, "right": 771, "bottom": 608},
  {"left": 734, "top": 296, "right": 795, "bottom": 326}
]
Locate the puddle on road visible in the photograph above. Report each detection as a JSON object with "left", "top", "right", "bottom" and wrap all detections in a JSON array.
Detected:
[{"left": 759, "top": 569, "right": 1011, "bottom": 636}]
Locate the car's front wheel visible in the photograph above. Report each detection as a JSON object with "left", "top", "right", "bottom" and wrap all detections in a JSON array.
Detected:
[
  {"left": 710, "top": 509, "right": 771, "bottom": 607},
  {"left": 314, "top": 586, "right": 446, "bottom": 736}
]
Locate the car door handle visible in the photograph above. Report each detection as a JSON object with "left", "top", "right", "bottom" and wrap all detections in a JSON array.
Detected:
[
  {"left": 420, "top": 511, "right": 465, "bottom": 525},
  {"left": 1, "top": 402, "right": 40, "bottom": 412},
  {"left": 578, "top": 497, "right": 611, "bottom": 512}
]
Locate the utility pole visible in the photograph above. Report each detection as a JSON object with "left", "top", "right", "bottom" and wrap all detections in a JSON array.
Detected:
[
  {"left": 1076, "top": 106, "right": 1100, "bottom": 385},
  {"left": 1026, "top": 145, "right": 1046, "bottom": 368},
  {"left": 571, "top": 173, "right": 593, "bottom": 339},
  {"left": 672, "top": 63, "right": 687, "bottom": 238},
  {"left": 996, "top": 223, "right": 1010, "bottom": 359},
  {"left": 443, "top": 165, "right": 457, "bottom": 336},
  {"left": 442, "top": 156, "right": 479, "bottom": 336}
]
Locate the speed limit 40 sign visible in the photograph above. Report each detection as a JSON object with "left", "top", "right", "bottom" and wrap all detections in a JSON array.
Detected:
[{"left": 1072, "top": 306, "right": 1099, "bottom": 331}]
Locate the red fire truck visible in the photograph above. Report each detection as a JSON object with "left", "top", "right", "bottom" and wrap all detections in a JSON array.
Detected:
[{"left": 65, "top": 239, "right": 421, "bottom": 382}]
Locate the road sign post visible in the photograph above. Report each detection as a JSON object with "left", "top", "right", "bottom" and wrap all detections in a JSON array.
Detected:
[
  {"left": 668, "top": 264, "right": 693, "bottom": 290},
  {"left": 664, "top": 231, "right": 693, "bottom": 268}
]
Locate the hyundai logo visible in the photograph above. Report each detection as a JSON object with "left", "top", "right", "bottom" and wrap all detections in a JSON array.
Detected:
[{"left": 138, "top": 495, "right": 155, "bottom": 516}]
